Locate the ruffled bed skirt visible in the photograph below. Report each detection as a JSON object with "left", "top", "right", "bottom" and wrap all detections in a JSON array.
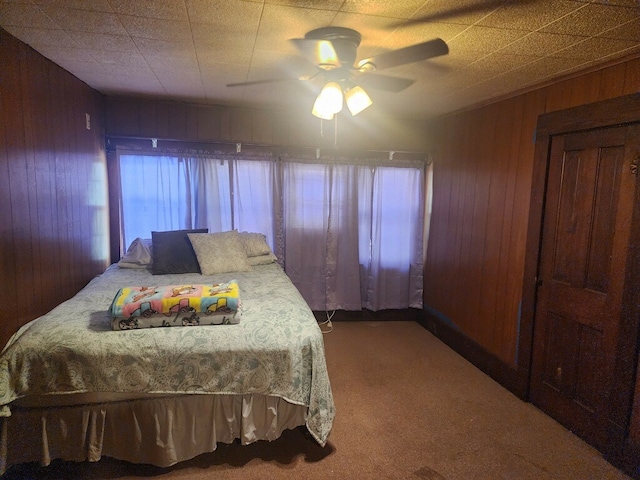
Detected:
[{"left": 0, "top": 394, "right": 308, "bottom": 474}]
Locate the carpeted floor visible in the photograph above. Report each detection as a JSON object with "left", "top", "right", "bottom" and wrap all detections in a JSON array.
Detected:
[{"left": 5, "top": 321, "right": 631, "bottom": 479}]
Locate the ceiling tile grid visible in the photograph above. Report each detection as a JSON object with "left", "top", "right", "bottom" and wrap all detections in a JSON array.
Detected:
[{"left": 0, "top": 0, "right": 638, "bottom": 119}]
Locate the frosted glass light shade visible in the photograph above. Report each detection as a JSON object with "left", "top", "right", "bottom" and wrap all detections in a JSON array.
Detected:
[
  {"left": 312, "top": 98, "right": 334, "bottom": 120},
  {"left": 312, "top": 81, "right": 343, "bottom": 119},
  {"left": 345, "top": 85, "right": 372, "bottom": 115}
]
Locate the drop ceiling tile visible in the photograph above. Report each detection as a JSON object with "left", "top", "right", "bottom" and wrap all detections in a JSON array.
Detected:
[
  {"left": 89, "top": 75, "right": 165, "bottom": 95},
  {"left": 585, "top": 0, "right": 640, "bottom": 4},
  {"left": 541, "top": 3, "right": 640, "bottom": 37},
  {"left": 39, "top": 7, "right": 128, "bottom": 34},
  {"left": 53, "top": 58, "right": 106, "bottom": 75},
  {"left": 248, "top": 50, "right": 316, "bottom": 78},
  {"left": 89, "top": 49, "right": 148, "bottom": 67},
  {"left": 26, "top": 44, "right": 95, "bottom": 63},
  {"left": 118, "top": 15, "right": 192, "bottom": 42},
  {"left": 438, "top": 45, "right": 487, "bottom": 69},
  {"left": 133, "top": 36, "right": 194, "bottom": 56},
  {"left": 201, "top": 63, "right": 250, "bottom": 76},
  {"left": 191, "top": 22, "right": 257, "bottom": 48},
  {"left": 109, "top": 0, "right": 189, "bottom": 21},
  {"left": 512, "top": 55, "right": 590, "bottom": 80},
  {"left": 158, "top": 75, "right": 205, "bottom": 97},
  {"left": 144, "top": 51, "right": 199, "bottom": 71},
  {"left": 552, "top": 37, "right": 640, "bottom": 61},
  {"left": 436, "top": 71, "right": 484, "bottom": 92},
  {"left": 488, "top": 68, "right": 544, "bottom": 93},
  {"left": 66, "top": 31, "right": 136, "bottom": 51},
  {"left": 156, "top": 69, "right": 202, "bottom": 83},
  {"left": 395, "top": 60, "right": 454, "bottom": 84},
  {"left": 499, "top": 31, "right": 586, "bottom": 57},
  {"left": 410, "top": 0, "right": 508, "bottom": 26},
  {"left": 264, "top": 0, "right": 343, "bottom": 10},
  {"left": 2, "top": 26, "right": 77, "bottom": 48},
  {"left": 448, "top": 25, "right": 528, "bottom": 54},
  {"left": 160, "top": 83, "right": 206, "bottom": 99},
  {"left": 0, "top": 3, "right": 59, "bottom": 29},
  {"left": 254, "top": 4, "right": 337, "bottom": 53},
  {"left": 32, "top": 0, "right": 113, "bottom": 12},
  {"left": 383, "top": 22, "right": 470, "bottom": 49},
  {"left": 329, "top": 11, "right": 399, "bottom": 54},
  {"left": 340, "top": 0, "right": 427, "bottom": 19},
  {"left": 467, "top": 52, "right": 543, "bottom": 78},
  {"left": 198, "top": 44, "right": 255, "bottom": 67},
  {"left": 201, "top": 64, "right": 251, "bottom": 88},
  {"left": 477, "top": 0, "right": 582, "bottom": 31},
  {"left": 99, "top": 64, "right": 155, "bottom": 78},
  {"left": 599, "top": 18, "right": 640, "bottom": 41},
  {"left": 185, "top": 0, "right": 262, "bottom": 28}
]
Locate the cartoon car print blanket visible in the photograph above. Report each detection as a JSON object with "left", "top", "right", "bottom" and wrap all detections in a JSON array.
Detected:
[{"left": 110, "top": 280, "right": 242, "bottom": 330}]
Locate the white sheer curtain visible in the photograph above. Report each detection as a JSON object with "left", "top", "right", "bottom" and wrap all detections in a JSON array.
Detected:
[
  {"left": 282, "top": 162, "right": 424, "bottom": 311},
  {"left": 364, "top": 166, "right": 424, "bottom": 310},
  {"left": 192, "top": 156, "right": 231, "bottom": 232},
  {"left": 232, "top": 159, "right": 279, "bottom": 252},
  {"left": 119, "top": 154, "right": 193, "bottom": 242},
  {"left": 119, "top": 151, "right": 425, "bottom": 311}
]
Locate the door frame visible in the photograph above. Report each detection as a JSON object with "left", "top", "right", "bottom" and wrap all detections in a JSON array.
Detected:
[{"left": 520, "top": 93, "right": 640, "bottom": 462}]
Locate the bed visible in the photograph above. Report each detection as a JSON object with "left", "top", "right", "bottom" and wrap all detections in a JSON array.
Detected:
[{"left": 0, "top": 231, "right": 335, "bottom": 474}]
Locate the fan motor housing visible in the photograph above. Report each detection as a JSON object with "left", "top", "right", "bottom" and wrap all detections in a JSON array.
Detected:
[{"left": 305, "top": 27, "right": 361, "bottom": 67}]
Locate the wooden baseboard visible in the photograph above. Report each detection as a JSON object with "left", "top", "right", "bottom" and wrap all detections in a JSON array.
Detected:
[{"left": 418, "top": 307, "right": 529, "bottom": 399}]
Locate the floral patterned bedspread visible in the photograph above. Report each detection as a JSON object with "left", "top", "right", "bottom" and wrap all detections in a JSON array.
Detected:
[{"left": 0, "top": 263, "right": 335, "bottom": 445}]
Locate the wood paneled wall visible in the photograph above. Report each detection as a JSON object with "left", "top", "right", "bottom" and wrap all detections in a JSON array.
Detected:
[
  {"left": 424, "top": 57, "right": 640, "bottom": 371},
  {"left": 105, "top": 96, "right": 428, "bottom": 153},
  {"left": 0, "top": 28, "right": 109, "bottom": 348}
]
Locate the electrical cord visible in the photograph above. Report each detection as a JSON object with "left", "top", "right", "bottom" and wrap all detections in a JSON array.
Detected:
[{"left": 318, "top": 310, "right": 334, "bottom": 334}]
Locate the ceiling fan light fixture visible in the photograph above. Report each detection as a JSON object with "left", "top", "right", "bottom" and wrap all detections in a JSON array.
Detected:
[
  {"left": 312, "top": 81, "right": 343, "bottom": 119},
  {"left": 345, "top": 85, "right": 372, "bottom": 116},
  {"left": 312, "top": 100, "right": 335, "bottom": 120}
]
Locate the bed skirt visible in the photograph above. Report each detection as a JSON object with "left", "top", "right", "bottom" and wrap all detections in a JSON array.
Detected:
[{"left": 0, "top": 393, "right": 308, "bottom": 474}]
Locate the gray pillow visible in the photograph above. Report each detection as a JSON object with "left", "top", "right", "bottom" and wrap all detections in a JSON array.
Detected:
[{"left": 151, "top": 228, "right": 208, "bottom": 275}]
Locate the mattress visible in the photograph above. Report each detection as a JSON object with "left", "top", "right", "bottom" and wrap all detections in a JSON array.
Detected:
[{"left": 0, "top": 262, "right": 335, "bottom": 470}]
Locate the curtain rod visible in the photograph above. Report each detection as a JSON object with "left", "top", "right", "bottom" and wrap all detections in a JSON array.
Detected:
[{"left": 105, "top": 136, "right": 431, "bottom": 163}]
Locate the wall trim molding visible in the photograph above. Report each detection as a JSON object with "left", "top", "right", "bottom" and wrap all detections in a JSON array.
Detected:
[{"left": 418, "top": 307, "right": 529, "bottom": 399}]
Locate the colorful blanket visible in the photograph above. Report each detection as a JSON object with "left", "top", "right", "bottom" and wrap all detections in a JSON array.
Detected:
[{"left": 110, "top": 280, "right": 241, "bottom": 330}]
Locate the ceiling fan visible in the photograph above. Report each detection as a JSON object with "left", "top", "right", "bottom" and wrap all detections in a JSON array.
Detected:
[{"left": 227, "top": 27, "right": 449, "bottom": 119}]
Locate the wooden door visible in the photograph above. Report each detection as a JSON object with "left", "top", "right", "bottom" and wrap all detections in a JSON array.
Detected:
[{"left": 530, "top": 123, "right": 640, "bottom": 452}]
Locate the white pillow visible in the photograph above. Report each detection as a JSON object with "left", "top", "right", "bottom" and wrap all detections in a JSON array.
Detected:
[
  {"left": 238, "top": 231, "right": 272, "bottom": 257},
  {"left": 187, "top": 231, "right": 252, "bottom": 275},
  {"left": 118, "top": 238, "right": 153, "bottom": 268}
]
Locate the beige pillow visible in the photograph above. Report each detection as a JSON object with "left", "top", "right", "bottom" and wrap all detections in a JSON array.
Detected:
[
  {"left": 248, "top": 252, "right": 277, "bottom": 266},
  {"left": 239, "top": 231, "right": 272, "bottom": 257},
  {"left": 187, "top": 231, "right": 251, "bottom": 275}
]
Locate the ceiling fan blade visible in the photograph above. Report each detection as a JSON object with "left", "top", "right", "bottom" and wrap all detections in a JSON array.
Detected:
[
  {"left": 291, "top": 38, "right": 341, "bottom": 69},
  {"left": 357, "top": 72, "right": 415, "bottom": 92},
  {"left": 226, "top": 70, "right": 321, "bottom": 88},
  {"left": 388, "top": 0, "right": 536, "bottom": 27},
  {"left": 358, "top": 38, "right": 448, "bottom": 71}
]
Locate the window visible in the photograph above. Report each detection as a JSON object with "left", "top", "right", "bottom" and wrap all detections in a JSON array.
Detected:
[{"left": 118, "top": 151, "right": 425, "bottom": 311}]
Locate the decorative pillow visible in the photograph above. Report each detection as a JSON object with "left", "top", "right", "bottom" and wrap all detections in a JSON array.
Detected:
[
  {"left": 151, "top": 228, "right": 208, "bottom": 275},
  {"left": 119, "top": 238, "right": 153, "bottom": 269},
  {"left": 187, "top": 231, "right": 252, "bottom": 275},
  {"left": 248, "top": 252, "right": 277, "bottom": 266},
  {"left": 238, "top": 231, "right": 271, "bottom": 257}
]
